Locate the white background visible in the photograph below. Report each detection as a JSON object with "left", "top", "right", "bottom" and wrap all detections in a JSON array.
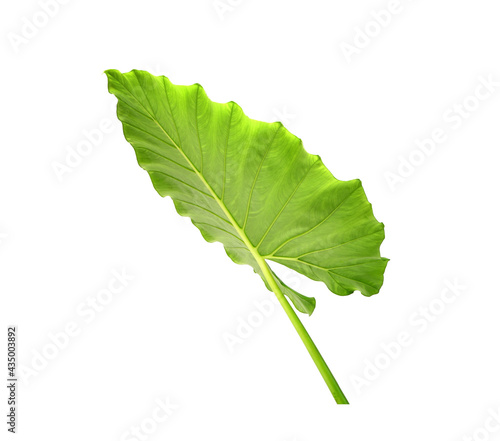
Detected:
[{"left": 2, "top": 0, "right": 500, "bottom": 440}]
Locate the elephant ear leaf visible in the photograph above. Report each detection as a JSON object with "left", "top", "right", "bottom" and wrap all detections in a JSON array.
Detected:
[{"left": 105, "top": 69, "right": 388, "bottom": 315}]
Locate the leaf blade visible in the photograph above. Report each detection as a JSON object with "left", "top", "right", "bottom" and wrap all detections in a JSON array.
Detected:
[{"left": 106, "top": 69, "right": 388, "bottom": 314}]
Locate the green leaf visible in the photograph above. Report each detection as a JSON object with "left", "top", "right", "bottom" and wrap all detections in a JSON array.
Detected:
[{"left": 105, "top": 69, "right": 388, "bottom": 315}]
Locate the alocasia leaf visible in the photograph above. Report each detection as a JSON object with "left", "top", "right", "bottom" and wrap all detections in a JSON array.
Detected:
[{"left": 105, "top": 69, "right": 388, "bottom": 403}]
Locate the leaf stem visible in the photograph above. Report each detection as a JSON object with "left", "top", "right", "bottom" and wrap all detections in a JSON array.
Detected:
[
  {"left": 258, "top": 260, "right": 349, "bottom": 404},
  {"left": 145, "top": 115, "right": 349, "bottom": 403}
]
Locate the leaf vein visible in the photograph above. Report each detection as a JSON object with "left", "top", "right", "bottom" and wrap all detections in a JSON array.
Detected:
[
  {"left": 194, "top": 85, "right": 204, "bottom": 173},
  {"left": 242, "top": 124, "right": 282, "bottom": 231},
  {"left": 282, "top": 229, "right": 383, "bottom": 259},
  {"left": 269, "top": 184, "right": 360, "bottom": 256},
  {"left": 193, "top": 222, "right": 245, "bottom": 244},
  {"left": 148, "top": 169, "right": 214, "bottom": 198},
  {"left": 174, "top": 199, "right": 232, "bottom": 225},
  {"left": 134, "top": 146, "right": 194, "bottom": 172},
  {"left": 256, "top": 159, "right": 317, "bottom": 250},
  {"left": 222, "top": 103, "right": 235, "bottom": 202}
]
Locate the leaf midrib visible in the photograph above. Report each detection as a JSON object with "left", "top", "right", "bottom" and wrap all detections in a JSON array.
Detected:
[
  {"left": 124, "top": 79, "right": 266, "bottom": 272},
  {"left": 158, "top": 116, "right": 258, "bottom": 254},
  {"left": 119, "top": 76, "right": 370, "bottom": 291}
]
